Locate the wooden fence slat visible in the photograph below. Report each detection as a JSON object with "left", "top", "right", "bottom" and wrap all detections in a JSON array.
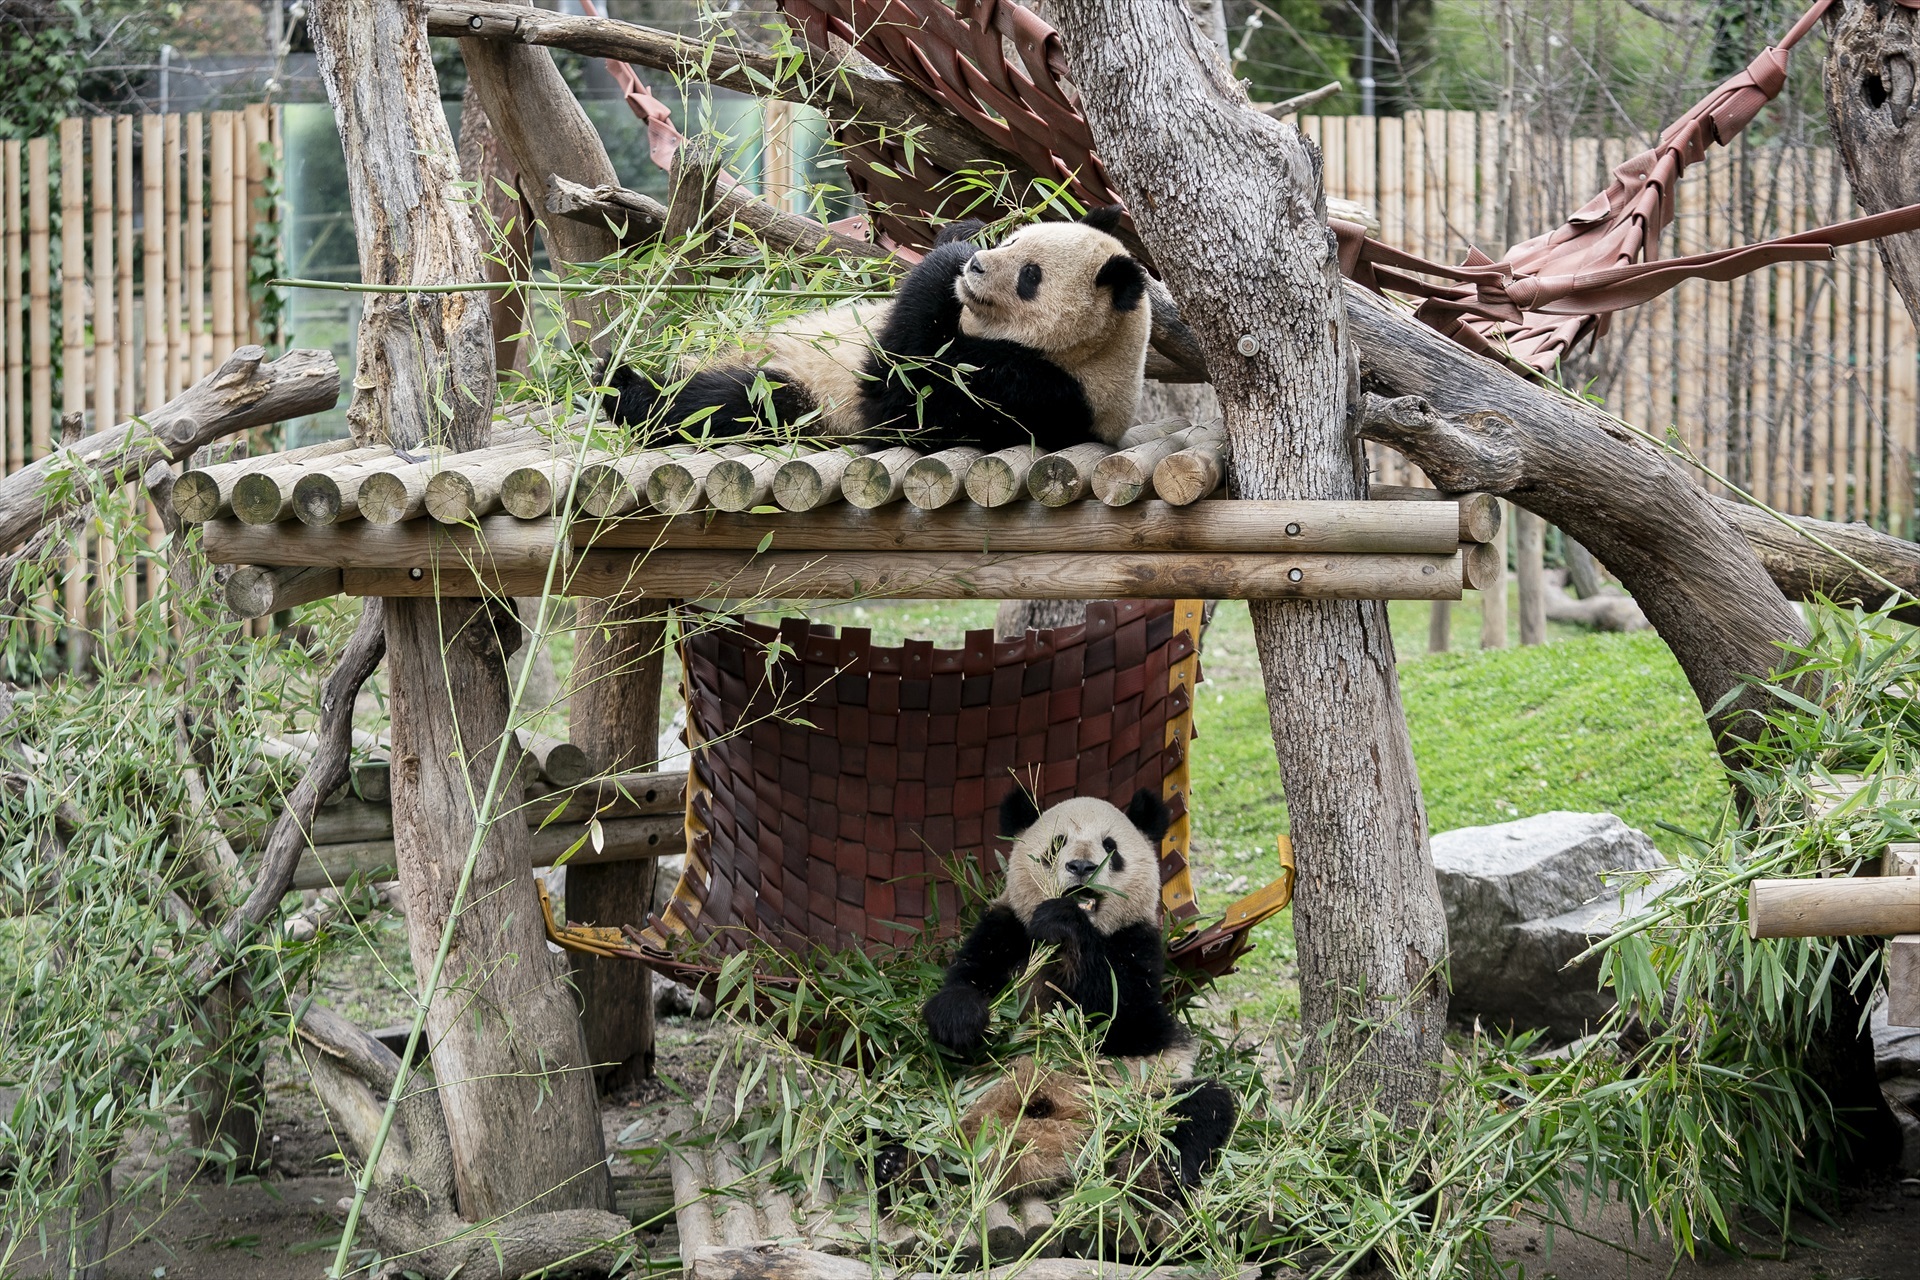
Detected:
[
  {"left": 210, "top": 111, "right": 234, "bottom": 368},
  {"left": 27, "top": 137, "right": 48, "bottom": 465},
  {"left": 117, "top": 114, "right": 134, "bottom": 423},
  {"left": 3, "top": 140, "right": 19, "bottom": 475},
  {"left": 243, "top": 104, "right": 267, "bottom": 347},
  {"left": 1320, "top": 112, "right": 1345, "bottom": 203},
  {"left": 164, "top": 113, "right": 183, "bottom": 401},
  {"left": 143, "top": 115, "right": 165, "bottom": 414},
  {"left": 186, "top": 113, "right": 205, "bottom": 382},
  {"left": 91, "top": 116, "right": 114, "bottom": 432}
]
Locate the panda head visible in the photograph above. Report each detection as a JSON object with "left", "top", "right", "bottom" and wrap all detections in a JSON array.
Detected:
[
  {"left": 954, "top": 208, "right": 1149, "bottom": 356},
  {"left": 996, "top": 787, "right": 1171, "bottom": 932}
]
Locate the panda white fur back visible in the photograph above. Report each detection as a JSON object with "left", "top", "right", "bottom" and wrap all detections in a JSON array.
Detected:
[{"left": 605, "top": 211, "right": 1151, "bottom": 452}]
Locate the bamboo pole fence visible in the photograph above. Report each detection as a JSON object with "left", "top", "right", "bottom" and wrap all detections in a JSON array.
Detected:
[
  {"left": 1301, "top": 111, "right": 1920, "bottom": 537},
  {"left": 0, "top": 109, "right": 281, "bottom": 631}
]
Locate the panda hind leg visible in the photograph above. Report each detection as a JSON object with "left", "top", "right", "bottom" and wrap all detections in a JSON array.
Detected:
[
  {"left": 1166, "top": 1079, "right": 1236, "bottom": 1188},
  {"left": 603, "top": 363, "right": 817, "bottom": 442}
]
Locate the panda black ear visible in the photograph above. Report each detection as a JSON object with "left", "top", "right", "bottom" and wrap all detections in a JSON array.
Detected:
[
  {"left": 1124, "top": 788, "right": 1171, "bottom": 844},
  {"left": 999, "top": 787, "right": 1041, "bottom": 838},
  {"left": 934, "top": 218, "right": 989, "bottom": 247},
  {"left": 1080, "top": 205, "right": 1126, "bottom": 235},
  {"left": 1095, "top": 254, "right": 1148, "bottom": 314}
]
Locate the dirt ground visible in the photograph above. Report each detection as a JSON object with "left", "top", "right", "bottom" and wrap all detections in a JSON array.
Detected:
[{"left": 11, "top": 1014, "right": 1920, "bottom": 1280}]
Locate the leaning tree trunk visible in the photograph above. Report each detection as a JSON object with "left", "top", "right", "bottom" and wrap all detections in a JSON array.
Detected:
[
  {"left": 1049, "top": 4, "right": 1448, "bottom": 1112},
  {"left": 310, "top": 0, "right": 614, "bottom": 1244}
]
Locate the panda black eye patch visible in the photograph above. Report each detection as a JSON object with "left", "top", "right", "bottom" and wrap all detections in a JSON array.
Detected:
[
  {"left": 1102, "top": 836, "right": 1117, "bottom": 854},
  {"left": 1017, "top": 262, "right": 1043, "bottom": 301}
]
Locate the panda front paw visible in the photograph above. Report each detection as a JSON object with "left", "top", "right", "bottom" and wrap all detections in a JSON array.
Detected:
[
  {"left": 1028, "top": 896, "right": 1093, "bottom": 945},
  {"left": 924, "top": 984, "right": 991, "bottom": 1054}
]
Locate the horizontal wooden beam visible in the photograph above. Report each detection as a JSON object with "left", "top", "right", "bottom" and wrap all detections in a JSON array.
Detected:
[
  {"left": 200, "top": 498, "right": 1474, "bottom": 565},
  {"left": 1747, "top": 876, "right": 1920, "bottom": 938},
  {"left": 339, "top": 548, "right": 1466, "bottom": 602},
  {"left": 295, "top": 812, "right": 684, "bottom": 893}
]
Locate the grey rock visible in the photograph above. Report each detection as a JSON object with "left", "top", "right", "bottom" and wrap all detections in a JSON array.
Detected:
[{"left": 1433, "top": 811, "right": 1669, "bottom": 1038}]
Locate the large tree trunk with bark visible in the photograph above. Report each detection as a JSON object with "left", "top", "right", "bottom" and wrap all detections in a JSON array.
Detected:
[
  {"left": 313, "top": 0, "right": 492, "bottom": 451},
  {"left": 1826, "top": 0, "right": 1920, "bottom": 327},
  {"left": 310, "top": 0, "right": 616, "bottom": 1250},
  {"left": 1049, "top": 4, "right": 1448, "bottom": 1111}
]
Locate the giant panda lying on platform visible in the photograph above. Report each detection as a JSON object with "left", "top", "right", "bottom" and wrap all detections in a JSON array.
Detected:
[
  {"left": 603, "top": 210, "right": 1152, "bottom": 452},
  {"left": 919, "top": 788, "right": 1237, "bottom": 1198}
]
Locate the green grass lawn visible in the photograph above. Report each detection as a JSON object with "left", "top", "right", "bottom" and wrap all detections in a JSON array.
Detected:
[
  {"left": 318, "top": 592, "right": 1730, "bottom": 1033},
  {"left": 1189, "top": 600, "right": 1726, "bottom": 1026}
]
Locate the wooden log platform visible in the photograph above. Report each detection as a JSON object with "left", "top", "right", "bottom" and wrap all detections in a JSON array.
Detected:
[{"left": 182, "top": 414, "right": 1503, "bottom": 607}]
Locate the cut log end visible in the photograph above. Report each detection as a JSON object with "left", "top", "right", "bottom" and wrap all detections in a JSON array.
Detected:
[
  {"left": 230, "top": 472, "right": 289, "bottom": 525},
  {"left": 425, "top": 470, "right": 480, "bottom": 524},
  {"left": 292, "top": 473, "right": 347, "bottom": 527},
  {"left": 173, "top": 471, "right": 224, "bottom": 523},
  {"left": 501, "top": 465, "right": 559, "bottom": 520},
  {"left": 357, "top": 470, "right": 415, "bottom": 526}
]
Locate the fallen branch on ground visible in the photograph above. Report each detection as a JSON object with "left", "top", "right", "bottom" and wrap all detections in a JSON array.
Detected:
[{"left": 294, "top": 1003, "right": 635, "bottom": 1277}]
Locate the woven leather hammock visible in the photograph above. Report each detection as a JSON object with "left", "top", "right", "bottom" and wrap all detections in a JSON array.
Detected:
[{"left": 566, "top": 601, "right": 1291, "bottom": 989}]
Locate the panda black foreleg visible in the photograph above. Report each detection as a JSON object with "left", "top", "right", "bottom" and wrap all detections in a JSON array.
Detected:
[
  {"left": 603, "top": 364, "right": 816, "bottom": 441},
  {"left": 923, "top": 904, "right": 1033, "bottom": 1055},
  {"left": 1165, "top": 1079, "right": 1236, "bottom": 1188}
]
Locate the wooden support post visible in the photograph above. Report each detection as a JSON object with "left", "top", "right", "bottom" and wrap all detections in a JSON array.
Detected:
[
  {"left": 1427, "top": 600, "right": 1450, "bottom": 654},
  {"left": 568, "top": 595, "right": 669, "bottom": 1090},
  {"left": 309, "top": 0, "right": 613, "bottom": 1232},
  {"left": 1890, "top": 935, "right": 1920, "bottom": 1029},
  {"left": 1516, "top": 506, "right": 1545, "bottom": 646},
  {"left": 1480, "top": 498, "right": 1509, "bottom": 648}
]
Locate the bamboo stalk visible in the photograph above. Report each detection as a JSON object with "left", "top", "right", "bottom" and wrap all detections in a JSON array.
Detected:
[
  {"left": 3, "top": 140, "right": 19, "bottom": 474},
  {"left": 843, "top": 445, "right": 922, "bottom": 509},
  {"left": 894, "top": 446, "right": 978, "bottom": 510},
  {"left": 771, "top": 444, "right": 867, "bottom": 511},
  {"left": 186, "top": 113, "right": 206, "bottom": 381},
  {"left": 209, "top": 111, "right": 234, "bottom": 364},
  {"left": 27, "top": 137, "right": 48, "bottom": 465},
  {"left": 244, "top": 104, "right": 269, "bottom": 346},
  {"left": 59, "top": 121, "right": 85, "bottom": 655}
]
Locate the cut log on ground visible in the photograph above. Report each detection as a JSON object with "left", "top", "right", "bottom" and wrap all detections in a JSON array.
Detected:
[{"left": 0, "top": 345, "right": 337, "bottom": 553}]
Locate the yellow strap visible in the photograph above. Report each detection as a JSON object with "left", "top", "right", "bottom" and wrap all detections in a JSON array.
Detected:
[
  {"left": 1219, "top": 833, "right": 1295, "bottom": 930},
  {"left": 1160, "top": 599, "right": 1203, "bottom": 919},
  {"left": 536, "top": 877, "right": 632, "bottom": 959}
]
